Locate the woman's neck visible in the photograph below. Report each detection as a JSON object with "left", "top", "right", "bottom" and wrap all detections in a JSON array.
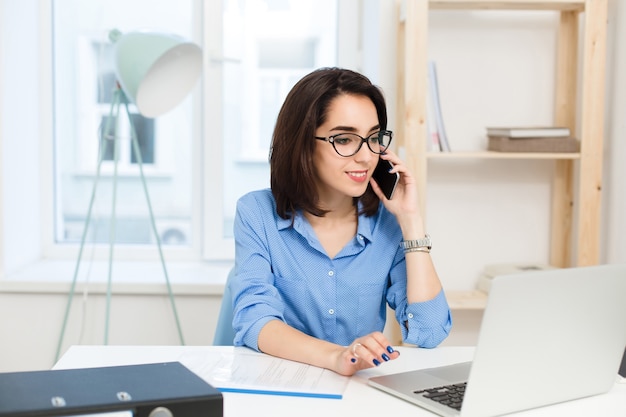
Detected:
[
  {"left": 303, "top": 201, "right": 358, "bottom": 259},
  {"left": 305, "top": 197, "right": 356, "bottom": 223}
]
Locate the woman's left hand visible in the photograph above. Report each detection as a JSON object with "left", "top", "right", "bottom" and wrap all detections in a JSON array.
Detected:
[{"left": 370, "top": 150, "right": 422, "bottom": 222}]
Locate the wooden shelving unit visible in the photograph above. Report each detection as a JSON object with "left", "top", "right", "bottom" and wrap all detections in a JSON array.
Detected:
[
  {"left": 395, "top": 0, "right": 608, "bottom": 310},
  {"left": 397, "top": 0, "right": 607, "bottom": 267}
]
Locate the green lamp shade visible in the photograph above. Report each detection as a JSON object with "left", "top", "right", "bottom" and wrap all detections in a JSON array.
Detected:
[{"left": 109, "top": 29, "right": 202, "bottom": 118}]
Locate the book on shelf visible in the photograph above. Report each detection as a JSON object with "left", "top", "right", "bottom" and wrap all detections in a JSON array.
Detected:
[
  {"left": 425, "top": 79, "right": 441, "bottom": 152},
  {"left": 488, "top": 136, "right": 580, "bottom": 153},
  {"left": 428, "top": 61, "right": 451, "bottom": 152},
  {"left": 485, "top": 126, "right": 570, "bottom": 138}
]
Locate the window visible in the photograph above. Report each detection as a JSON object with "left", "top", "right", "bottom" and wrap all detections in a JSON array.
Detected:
[{"left": 1, "top": 0, "right": 358, "bottom": 277}]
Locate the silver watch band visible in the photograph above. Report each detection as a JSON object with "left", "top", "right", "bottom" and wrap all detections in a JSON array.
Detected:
[{"left": 399, "top": 234, "right": 432, "bottom": 250}]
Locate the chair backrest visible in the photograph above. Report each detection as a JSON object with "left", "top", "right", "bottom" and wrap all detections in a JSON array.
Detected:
[{"left": 213, "top": 267, "right": 236, "bottom": 345}]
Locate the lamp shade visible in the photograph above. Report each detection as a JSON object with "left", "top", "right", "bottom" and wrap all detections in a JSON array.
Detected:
[{"left": 109, "top": 29, "right": 202, "bottom": 118}]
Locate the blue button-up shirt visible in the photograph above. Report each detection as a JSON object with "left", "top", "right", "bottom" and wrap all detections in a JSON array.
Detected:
[{"left": 231, "top": 189, "right": 451, "bottom": 351}]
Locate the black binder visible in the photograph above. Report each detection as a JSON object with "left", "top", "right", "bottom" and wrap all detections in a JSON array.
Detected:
[{"left": 0, "top": 362, "right": 223, "bottom": 416}]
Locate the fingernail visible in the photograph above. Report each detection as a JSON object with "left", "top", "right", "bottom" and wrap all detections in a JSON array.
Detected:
[
  {"left": 382, "top": 353, "right": 390, "bottom": 361},
  {"left": 373, "top": 359, "right": 381, "bottom": 366},
  {"left": 386, "top": 346, "right": 395, "bottom": 353},
  {"left": 351, "top": 358, "right": 357, "bottom": 363}
]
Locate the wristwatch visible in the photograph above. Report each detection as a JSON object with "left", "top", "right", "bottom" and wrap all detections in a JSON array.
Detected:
[{"left": 399, "top": 234, "right": 432, "bottom": 251}]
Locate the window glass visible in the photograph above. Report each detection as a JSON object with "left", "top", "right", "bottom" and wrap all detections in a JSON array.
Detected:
[{"left": 52, "top": 0, "right": 197, "bottom": 247}]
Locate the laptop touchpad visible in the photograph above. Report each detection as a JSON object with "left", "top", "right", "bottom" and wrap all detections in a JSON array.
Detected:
[{"left": 423, "top": 361, "right": 472, "bottom": 384}]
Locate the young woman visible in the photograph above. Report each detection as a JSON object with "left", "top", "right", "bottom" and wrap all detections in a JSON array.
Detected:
[{"left": 231, "top": 67, "right": 451, "bottom": 376}]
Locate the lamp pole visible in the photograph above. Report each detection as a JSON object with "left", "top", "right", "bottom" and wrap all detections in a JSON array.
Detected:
[{"left": 55, "top": 84, "right": 185, "bottom": 362}]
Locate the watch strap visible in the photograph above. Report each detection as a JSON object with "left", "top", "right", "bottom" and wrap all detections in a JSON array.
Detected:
[{"left": 399, "top": 234, "right": 432, "bottom": 250}]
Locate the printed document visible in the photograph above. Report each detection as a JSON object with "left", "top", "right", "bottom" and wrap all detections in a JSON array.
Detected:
[{"left": 178, "top": 347, "right": 349, "bottom": 399}]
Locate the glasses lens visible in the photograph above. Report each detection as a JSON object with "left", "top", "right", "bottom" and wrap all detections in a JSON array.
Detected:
[
  {"left": 332, "top": 133, "right": 363, "bottom": 156},
  {"left": 368, "top": 131, "right": 391, "bottom": 154}
]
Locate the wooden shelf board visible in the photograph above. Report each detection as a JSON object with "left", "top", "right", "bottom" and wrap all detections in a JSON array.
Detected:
[
  {"left": 429, "top": 0, "right": 585, "bottom": 12},
  {"left": 447, "top": 290, "right": 488, "bottom": 310},
  {"left": 427, "top": 151, "right": 580, "bottom": 160}
]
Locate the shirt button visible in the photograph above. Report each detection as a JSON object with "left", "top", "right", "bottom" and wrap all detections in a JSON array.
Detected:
[
  {"left": 328, "top": 270, "right": 334, "bottom": 277},
  {"left": 358, "top": 235, "right": 364, "bottom": 240},
  {"left": 408, "top": 313, "right": 414, "bottom": 319},
  {"left": 329, "top": 309, "right": 335, "bottom": 315}
]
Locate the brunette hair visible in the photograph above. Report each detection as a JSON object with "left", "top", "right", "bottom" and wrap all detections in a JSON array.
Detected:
[{"left": 269, "top": 67, "right": 388, "bottom": 220}]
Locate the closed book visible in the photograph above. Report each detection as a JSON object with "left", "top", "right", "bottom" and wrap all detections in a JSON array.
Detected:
[
  {"left": 488, "top": 136, "right": 580, "bottom": 153},
  {"left": 486, "top": 126, "right": 570, "bottom": 138}
]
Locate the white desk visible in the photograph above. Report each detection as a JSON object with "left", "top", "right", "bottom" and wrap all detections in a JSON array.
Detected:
[{"left": 54, "top": 345, "right": 626, "bottom": 417}]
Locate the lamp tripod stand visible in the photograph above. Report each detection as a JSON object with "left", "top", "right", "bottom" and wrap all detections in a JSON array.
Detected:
[{"left": 55, "top": 84, "right": 185, "bottom": 362}]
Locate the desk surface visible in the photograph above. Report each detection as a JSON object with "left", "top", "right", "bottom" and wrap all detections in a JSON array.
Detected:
[{"left": 54, "top": 345, "right": 626, "bottom": 417}]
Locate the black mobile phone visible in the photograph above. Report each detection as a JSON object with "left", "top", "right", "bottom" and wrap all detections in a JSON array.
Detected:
[{"left": 373, "top": 159, "right": 400, "bottom": 200}]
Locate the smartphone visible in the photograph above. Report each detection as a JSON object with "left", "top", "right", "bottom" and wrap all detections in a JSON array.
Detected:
[{"left": 373, "top": 159, "right": 400, "bottom": 200}]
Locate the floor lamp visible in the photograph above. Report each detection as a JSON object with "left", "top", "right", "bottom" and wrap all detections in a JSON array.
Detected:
[{"left": 55, "top": 29, "right": 202, "bottom": 361}]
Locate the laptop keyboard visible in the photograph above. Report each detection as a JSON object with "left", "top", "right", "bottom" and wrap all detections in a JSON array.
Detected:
[{"left": 414, "top": 382, "right": 467, "bottom": 411}]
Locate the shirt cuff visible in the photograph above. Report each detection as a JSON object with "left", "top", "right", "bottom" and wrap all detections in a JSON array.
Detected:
[
  {"left": 401, "top": 289, "right": 452, "bottom": 348},
  {"left": 236, "top": 315, "right": 279, "bottom": 352}
]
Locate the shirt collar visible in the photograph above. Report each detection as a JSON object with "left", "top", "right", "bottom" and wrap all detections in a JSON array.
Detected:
[{"left": 276, "top": 204, "right": 376, "bottom": 245}]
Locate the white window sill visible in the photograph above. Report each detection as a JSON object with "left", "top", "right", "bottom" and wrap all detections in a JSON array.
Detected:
[{"left": 0, "top": 260, "right": 233, "bottom": 296}]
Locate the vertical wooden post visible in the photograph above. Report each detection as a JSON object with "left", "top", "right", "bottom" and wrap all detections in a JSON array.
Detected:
[
  {"left": 403, "top": 0, "right": 429, "bottom": 216},
  {"left": 551, "top": 10, "right": 578, "bottom": 267},
  {"left": 577, "top": 0, "right": 608, "bottom": 266}
]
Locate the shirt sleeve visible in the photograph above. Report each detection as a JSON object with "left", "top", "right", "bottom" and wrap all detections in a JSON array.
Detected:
[
  {"left": 231, "top": 192, "right": 285, "bottom": 351},
  {"left": 386, "top": 248, "right": 452, "bottom": 348},
  {"left": 399, "top": 289, "right": 452, "bottom": 348}
]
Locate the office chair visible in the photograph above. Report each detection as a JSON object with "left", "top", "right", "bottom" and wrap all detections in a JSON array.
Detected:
[{"left": 213, "top": 267, "right": 236, "bottom": 345}]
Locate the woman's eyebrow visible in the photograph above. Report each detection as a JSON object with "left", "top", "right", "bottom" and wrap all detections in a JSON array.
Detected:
[{"left": 328, "top": 124, "right": 381, "bottom": 133}]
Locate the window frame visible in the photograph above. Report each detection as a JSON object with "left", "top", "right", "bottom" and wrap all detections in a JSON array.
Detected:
[{"left": 44, "top": 0, "right": 204, "bottom": 262}]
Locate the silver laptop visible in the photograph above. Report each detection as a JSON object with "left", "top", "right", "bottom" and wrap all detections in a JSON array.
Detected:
[{"left": 369, "top": 264, "right": 626, "bottom": 417}]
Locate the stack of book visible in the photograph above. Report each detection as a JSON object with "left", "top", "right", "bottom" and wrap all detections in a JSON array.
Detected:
[
  {"left": 476, "top": 263, "right": 558, "bottom": 294},
  {"left": 486, "top": 126, "right": 580, "bottom": 153}
]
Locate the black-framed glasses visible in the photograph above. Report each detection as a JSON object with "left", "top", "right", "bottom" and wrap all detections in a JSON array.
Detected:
[{"left": 314, "top": 130, "right": 393, "bottom": 157}]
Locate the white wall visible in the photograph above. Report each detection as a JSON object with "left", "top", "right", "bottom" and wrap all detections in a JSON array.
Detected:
[
  {"left": 1, "top": 1, "right": 625, "bottom": 372},
  {"left": 603, "top": 0, "right": 626, "bottom": 263},
  {"left": 0, "top": 283, "right": 223, "bottom": 372}
]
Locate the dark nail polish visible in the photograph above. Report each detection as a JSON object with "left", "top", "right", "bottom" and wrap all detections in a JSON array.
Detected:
[
  {"left": 386, "top": 346, "right": 395, "bottom": 354},
  {"left": 351, "top": 358, "right": 356, "bottom": 363},
  {"left": 382, "top": 353, "right": 390, "bottom": 361},
  {"left": 373, "top": 359, "right": 381, "bottom": 366}
]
